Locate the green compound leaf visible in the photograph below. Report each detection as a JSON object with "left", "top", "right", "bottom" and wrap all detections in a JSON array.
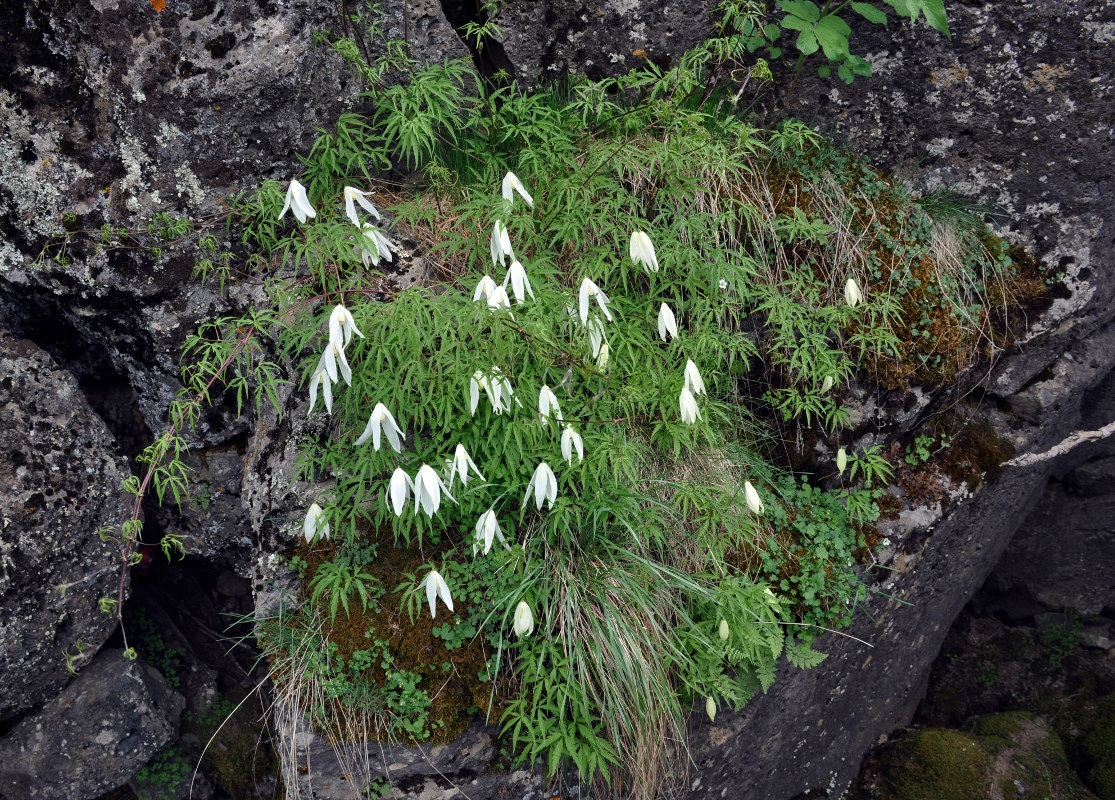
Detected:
[
  {"left": 851, "top": 1, "right": 888, "bottom": 25},
  {"left": 883, "top": 0, "right": 950, "bottom": 37},
  {"left": 795, "top": 29, "right": 819, "bottom": 56}
]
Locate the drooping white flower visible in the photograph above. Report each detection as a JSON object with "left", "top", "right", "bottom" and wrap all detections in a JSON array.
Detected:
[
  {"left": 387, "top": 468, "right": 414, "bottom": 516},
  {"left": 328, "top": 304, "right": 365, "bottom": 349},
  {"left": 486, "top": 285, "right": 513, "bottom": 313},
  {"left": 820, "top": 375, "right": 835, "bottom": 394},
  {"left": 657, "top": 302, "right": 678, "bottom": 341},
  {"left": 683, "top": 359, "right": 705, "bottom": 396},
  {"left": 473, "top": 275, "right": 498, "bottom": 303},
  {"left": 413, "top": 464, "right": 455, "bottom": 518},
  {"left": 343, "top": 186, "right": 382, "bottom": 228},
  {"left": 560, "top": 426, "right": 584, "bottom": 465},
  {"left": 279, "top": 179, "right": 316, "bottom": 223},
  {"left": 578, "top": 278, "right": 613, "bottom": 326},
  {"left": 596, "top": 341, "right": 610, "bottom": 372},
  {"left": 706, "top": 696, "right": 717, "bottom": 722},
  {"left": 448, "top": 443, "right": 485, "bottom": 489},
  {"left": 501, "top": 172, "right": 534, "bottom": 208},
  {"left": 419, "top": 569, "right": 454, "bottom": 619},
  {"left": 538, "top": 385, "right": 563, "bottom": 426},
  {"left": 308, "top": 361, "right": 333, "bottom": 415},
  {"left": 629, "top": 230, "right": 659, "bottom": 274},
  {"left": 524, "top": 461, "right": 558, "bottom": 510},
  {"left": 744, "top": 481, "right": 764, "bottom": 515},
  {"left": 357, "top": 223, "right": 394, "bottom": 267},
  {"left": 836, "top": 447, "right": 847, "bottom": 476},
  {"left": 718, "top": 619, "right": 730, "bottom": 640},
  {"left": 354, "top": 403, "right": 405, "bottom": 452},
  {"left": 503, "top": 261, "right": 535, "bottom": 304},
  {"left": 490, "top": 220, "right": 514, "bottom": 266},
  {"left": 679, "top": 386, "right": 702, "bottom": 423},
  {"left": 474, "top": 508, "right": 509, "bottom": 555},
  {"left": 319, "top": 340, "right": 353, "bottom": 386},
  {"left": 469, "top": 369, "right": 515, "bottom": 415},
  {"left": 844, "top": 277, "right": 863, "bottom": 307},
  {"left": 303, "top": 503, "right": 330, "bottom": 543},
  {"left": 587, "top": 317, "right": 607, "bottom": 358},
  {"left": 513, "top": 600, "right": 535, "bottom": 638}
]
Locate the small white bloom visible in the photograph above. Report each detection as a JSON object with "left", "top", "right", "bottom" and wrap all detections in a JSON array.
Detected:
[
  {"left": 679, "top": 386, "right": 702, "bottom": 423},
  {"left": 881, "top": 538, "right": 891, "bottom": 548},
  {"left": 844, "top": 277, "right": 863, "bottom": 307},
  {"left": 501, "top": 171, "right": 534, "bottom": 207},
  {"left": 596, "top": 341, "right": 610, "bottom": 372},
  {"left": 744, "top": 481, "right": 764, "bottom": 515},
  {"left": 503, "top": 261, "right": 535, "bottom": 304},
  {"left": 468, "top": 371, "right": 486, "bottom": 416},
  {"left": 718, "top": 619, "right": 730, "bottom": 640},
  {"left": 320, "top": 340, "right": 353, "bottom": 386},
  {"left": 474, "top": 508, "right": 509, "bottom": 555},
  {"left": 587, "top": 317, "right": 607, "bottom": 358},
  {"left": 413, "top": 464, "right": 455, "bottom": 518},
  {"left": 357, "top": 223, "right": 394, "bottom": 267},
  {"left": 513, "top": 600, "right": 535, "bottom": 638},
  {"left": 487, "top": 285, "right": 513, "bottom": 313},
  {"left": 303, "top": 503, "right": 330, "bottom": 543},
  {"left": 683, "top": 360, "right": 705, "bottom": 396},
  {"left": 657, "top": 302, "right": 678, "bottom": 341},
  {"left": 524, "top": 461, "right": 558, "bottom": 510},
  {"left": 560, "top": 426, "right": 584, "bottom": 465},
  {"left": 490, "top": 220, "right": 514, "bottom": 266},
  {"left": 448, "top": 443, "right": 485, "bottom": 489},
  {"left": 308, "top": 361, "right": 333, "bottom": 415},
  {"left": 419, "top": 569, "right": 454, "bottom": 619},
  {"left": 629, "top": 230, "right": 658, "bottom": 274},
  {"left": 279, "top": 179, "right": 316, "bottom": 223},
  {"left": 538, "top": 385, "right": 563, "bottom": 426},
  {"left": 820, "top": 375, "right": 835, "bottom": 394},
  {"left": 328, "top": 304, "right": 365, "bottom": 349},
  {"left": 578, "top": 278, "right": 613, "bottom": 327},
  {"left": 387, "top": 468, "right": 414, "bottom": 516},
  {"left": 473, "top": 275, "right": 498, "bottom": 303},
  {"left": 706, "top": 696, "right": 717, "bottom": 722},
  {"left": 343, "top": 186, "right": 381, "bottom": 228},
  {"left": 718, "top": 278, "right": 728, "bottom": 291},
  {"left": 836, "top": 447, "right": 847, "bottom": 475},
  {"left": 354, "top": 403, "right": 405, "bottom": 452}
]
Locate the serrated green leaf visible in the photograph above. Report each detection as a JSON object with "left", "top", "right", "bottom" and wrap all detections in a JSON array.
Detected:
[
  {"left": 851, "top": 1, "right": 888, "bottom": 24},
  {"left": 781, "top": 13, "right": 812, "bottom": 31}
]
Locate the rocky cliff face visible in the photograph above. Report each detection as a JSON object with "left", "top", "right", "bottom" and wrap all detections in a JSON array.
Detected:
[{"left": 1, "top": 0, "right": 1112, "bottom": 798}]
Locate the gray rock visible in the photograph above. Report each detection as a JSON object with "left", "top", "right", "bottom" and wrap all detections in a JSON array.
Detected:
[
  {"left": 0, "top": 331, "right": 132, "bottom": 721},
  {"left": 0, "top": 648, "right": 185, "bottom": 800}
]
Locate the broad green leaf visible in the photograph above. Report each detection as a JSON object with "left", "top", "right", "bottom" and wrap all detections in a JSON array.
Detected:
[
  {"left": 781, "top": 14, "right": 813, "bottom": 31},
  {"left": 851, "top": 1, "right": 888, "bottom": 25},
  {"left": 795, "top": 29, "right": 819, "bottom": 56},
  {"left": 778, "top": 0, "right": 820, "bottom": 22},
  {"left": 814, "top": 15, "right": 851, "bottom": 60}
]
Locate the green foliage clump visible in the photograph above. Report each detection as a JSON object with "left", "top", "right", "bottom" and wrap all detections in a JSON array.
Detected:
[{"left": 134, "top": 746, "right": 191, "bottom": 800}]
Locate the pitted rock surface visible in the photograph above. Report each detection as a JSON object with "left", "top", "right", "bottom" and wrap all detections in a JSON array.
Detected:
[
  {"left": 0, "top": 648, "right": 185, "bottom": 800},
  {"left": 0, "top": 331, "right": 131, "bottom": 721}
]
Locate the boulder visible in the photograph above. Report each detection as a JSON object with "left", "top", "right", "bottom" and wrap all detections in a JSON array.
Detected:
[
  {"left": 0, "top": 331, "right": 132, "bottom": 721},
  {"left": 0, "top": 647, "right": 184, "bottom": 800}
]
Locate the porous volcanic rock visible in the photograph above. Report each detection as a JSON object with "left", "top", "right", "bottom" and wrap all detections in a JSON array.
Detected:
[{"left": 0, "top": 331, "right": 131, "bottom": 722}]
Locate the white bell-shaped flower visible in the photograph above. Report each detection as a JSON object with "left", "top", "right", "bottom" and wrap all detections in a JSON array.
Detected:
[
  {"left": 328, "top": 304, "right": 365, "bottom": 349},
  {"left": 538, "top": 385, "right": 563, "bottom": 426},
  {"left": 844, "top": 277, "right": 863, "bottom": 307},
  {"left": 679, "top": 386, "right": 702, "bottom": 424},
  {"left": 629, "top": 230, "right": 658, "bottom": 274},
  {"left": 303, "top": 503, "right": 330, "bottom": 543},
  {"left": 343, "top": 186, "right": 382, "bottom": 228},
  {"left": 501, "top": 172, "right": 534, "bottom": 207},
  {"left": 448, "top": 443, "right": 485, "bottom": 489},
  {"left": 657, "top": 302, "right": 678, "bottom": 341},
  {"left": 279, "top": 179, "right": 316, "bottom": 223},
  {"left": 836, "top": 447, "right": 847, "bottom": 475},
  {"left": 387, "top": 468, "right": 414, "bottom": 517},
  {"left": 308, "top": 361, "right": 333, "bottom": 415},
  {"left": 513, "top": 600, "right": 535, "bottom": 638},
  {"left": 357, "top": 223, "right": 394, "bottom": 267},
  {"left": 413, "top": 464, "right": 455, "bottom": 518},
  {"left": 503, "top": 261, "right": 535, "bottom": 304},
  {"left": 683, "top": 360, "right": 705, "bottom": 396},
  {"left": 560, "top": 426, "right": 584, "bottom": 465},
  {"left": 490, "top": 220, "right": 514, "bottom": 266},
  {"left": 473, "top": 275, "right": 498, "bottom": 303},
  {"left": 354, "top": 403, "right": 405, "bottom": 452},
  {"left": 524, "top": 461, "right": 558, "bottom": 510},
  {"left": 744, "top": 481, "right": 764, "bottom": 515},
  {"left": 473, "top": 508, "right": 509, "bottom": 555},
  {"left": 419, "top": 569, "right": 454, "bottom": 619},
  {"left": 578, "top": 278, "right": 613, "bottom": 326}
]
